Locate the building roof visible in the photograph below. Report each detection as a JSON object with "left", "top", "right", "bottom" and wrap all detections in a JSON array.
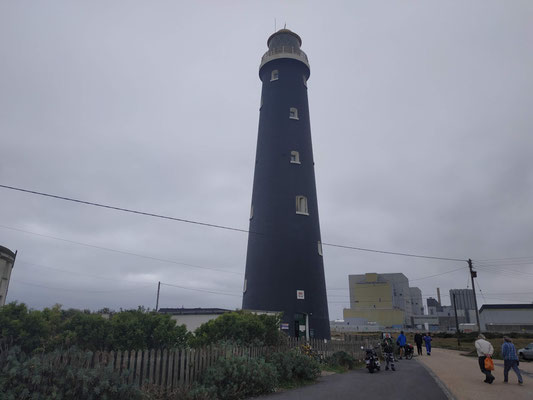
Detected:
[
  {"left": 480, "top": 304, "right": 533, "bottom": 312},
  {"left": 158, "top": 307, "right": 231, "bottom": 315},
  {"left": 267, "top": 29, "right": 302, "bottom": 47},
  {"left": 0, "top": 245, "right": 16, "bottom": 261}
]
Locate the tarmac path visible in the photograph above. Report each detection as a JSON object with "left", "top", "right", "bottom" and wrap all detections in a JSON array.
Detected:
[
  {"left": 257, "top": 357, "right": 450, "bottom": 400},
  {"left": 417, "top": 348, "right": 533, "bottom": 400}
]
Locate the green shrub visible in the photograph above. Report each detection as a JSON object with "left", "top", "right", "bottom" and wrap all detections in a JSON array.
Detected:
[
  {"left": 0, "top": 346, "right": 144, "bottom": 400},
  {"left": 191, "top": 311, "right": 284, "bottom": 347},
  {"left": 326, "top": 351, "right": 356, "bottom": 370},
  {"left": 201, "top": 356, "right": 278, "bottom": 400},
  {"left": 0, "top": 303, "right": 190, "bottom": 353},
  {"left": 267, "top": 350, "right": 321, "bottom": 383}
]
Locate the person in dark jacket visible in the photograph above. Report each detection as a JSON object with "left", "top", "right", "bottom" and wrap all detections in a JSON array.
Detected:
[
  {"left": 382, "top": 333, "right": 396, "bottom": 371},
  {"left": 414, "top": 332, "right": 423, "bottom": 356}
]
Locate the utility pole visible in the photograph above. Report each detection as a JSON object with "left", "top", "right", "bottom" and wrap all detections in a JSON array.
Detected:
[
  {"left": 453, "top": 293, "right": 461, "bottom": 346},
  {"left": 155, "top": 281, "right": 161, "bottom": 312},
  {"left": 468, "top": 259, "right": 481, "bottom": 333}
]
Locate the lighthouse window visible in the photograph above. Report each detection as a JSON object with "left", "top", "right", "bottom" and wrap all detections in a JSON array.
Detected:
[
  {"left": 289, "top": 107, "right": 299, "bottom": 120},
  {"left": 271, "top": 70, "right": 279, "bottom": 81},
  {"left": 318, "top": 241, "right": 323, "bottom": 256},
  {"left": 295, "top": 196, "right": 308, "bottom": 215},
  {"left": 250, "top": 204, "right": 254, "bottom": 219},
  {"left": 303, "top": 76, "right": 307, "bottom": 87},
  {"left": 290, "top": 151, "right": 300, "bottom": 164}
]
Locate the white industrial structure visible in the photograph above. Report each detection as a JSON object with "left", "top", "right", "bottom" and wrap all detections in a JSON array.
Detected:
[
  {"left": 0, "top": 245, "right": 16, "bottom": 306},
  {"left": 480, "top": 304, "right": 533, "bottom": 332}
]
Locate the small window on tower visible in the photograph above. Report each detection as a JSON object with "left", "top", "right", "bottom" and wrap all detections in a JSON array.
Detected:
[
  {"left": 271, "top": 70, "right": 279, "bottom": 81},
  {"left": 250, "top": 204, "right": 253, "bottom": 220},
  {"left": 290, "top": 151, "right": 300, "bottom": 164},
  {"left": 303, "top": 75, "right": 307, "bottom": 87},
  {"left": 243, "top": 279, "right": 247, "bottom": 293},
  {"left": 317, "top": 241, "right": 323, "bottom": 256},
  {"left": 289, "top": 107, "right": 299, "bottom": 120},
  {"left": 295, "top": 195, "right": 308, "bottom": 215}
]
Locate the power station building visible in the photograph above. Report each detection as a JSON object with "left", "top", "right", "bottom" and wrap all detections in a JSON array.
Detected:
[
  {"left": 0, "top": 245, "right": 16, "bottom": 306},
  {"left": 343, "top": 273, "right": 424, "bottom": 328},
  {"left": 242, "top": 29, "right": 330, "bottom": 339}
]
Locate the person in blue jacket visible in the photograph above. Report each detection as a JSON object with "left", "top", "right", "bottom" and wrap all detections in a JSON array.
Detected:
[
  {"left": 396, "top": 331, "right": 407, "bottom": 359},
  {"left": 423, "top": 333, "right": 432, "bottom": 355},
  {"left": 502, "top": 336, "right": 523, "bottom": 385}
]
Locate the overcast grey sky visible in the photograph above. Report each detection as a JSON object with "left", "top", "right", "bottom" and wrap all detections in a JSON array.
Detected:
[{"left": 1, "top": 1, "right": 532, "bottom": 320}]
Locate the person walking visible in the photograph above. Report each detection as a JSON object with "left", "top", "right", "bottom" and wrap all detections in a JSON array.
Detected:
[
  {"left": 382, "top": 333, "right": 396, "bottom": 371},
  {"left": 423, "top": 333, "right": 432, "bottom": 356},
  {"left": 502, "top": 336, "right": 523, "bottom": 385},
  {"left": 414, "top": 332, "right": 423, "bottom": 356},
  {"left": 396, "top": 331, "right": 407, "bottom": 359},
  {"left": 475, "top": 334, "right": 495, "bottom": 384}
]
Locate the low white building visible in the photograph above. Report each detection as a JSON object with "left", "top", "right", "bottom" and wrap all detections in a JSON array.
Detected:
[
  {"left": 330, "top": 318, "right": 383, "bottom": 333},
  {"left": 158, "top": 308, "right": 231, "bottom": 332},
  {"left": 0, "top": 245, "right": 16, "bottom": 306},
  {"left": 480, "top": 304, "right": 533, "bottom": 332}
]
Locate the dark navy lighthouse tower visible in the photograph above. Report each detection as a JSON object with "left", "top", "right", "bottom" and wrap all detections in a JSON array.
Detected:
[{"left": 243, "top": 29, "right": 330, "bottom": 339}]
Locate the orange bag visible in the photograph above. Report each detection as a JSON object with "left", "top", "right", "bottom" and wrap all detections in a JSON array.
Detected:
[{"left": 484, "top": 356, "right": 494, "bottom": 371}]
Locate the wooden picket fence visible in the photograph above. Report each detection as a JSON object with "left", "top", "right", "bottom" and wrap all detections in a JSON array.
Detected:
[{"left": 48, "top": 335, "right": 381, "bottom": 390}]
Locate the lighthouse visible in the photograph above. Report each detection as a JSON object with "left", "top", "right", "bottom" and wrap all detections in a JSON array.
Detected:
[{"left": 242, "top": 29, "right": 330, "bottom": 339}]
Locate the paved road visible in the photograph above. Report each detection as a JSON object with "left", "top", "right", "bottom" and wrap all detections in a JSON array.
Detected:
[
  {"left": 256, "top": 358, "right": 449, "bottom": 400},
  {"left": 418, "top": 348, "right": 533, "bottom": 400}
]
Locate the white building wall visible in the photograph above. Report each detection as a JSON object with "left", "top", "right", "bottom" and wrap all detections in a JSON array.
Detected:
[
  {"left": 169, "top": 314, "right": 223, "bottom": 332},
  {"left": 0, "top": 250, "right": 15, "bottom": 307},
  {"left": 480, "top": 309, "right": 533, "bottom": 331}
]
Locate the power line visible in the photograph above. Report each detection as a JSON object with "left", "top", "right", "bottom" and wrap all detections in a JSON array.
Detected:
[
  {"left": 322, "top": 242, "right": 466, "bottom": 262},
  {"left": 326, "top": 266, "right": 467, "bottom": 291},
  {"left": 13, "top": 258, "right": 242, "bottom": 296},
  {"left": 409, "top": 266, "right": 466, "bottom": 281},
  {"left": 15, "top": 280, "right": 153, "bottom": 294},
  {"left": 0, "top": 224, "right": 243, "bottom": 276},
  {"left": 0, "top": 184, "right": 250, "bottom": 234},
  {"left": 1, "top": 184, "right": 468, "bottom": 262},
  {"left": 160, "top": 282, "right": 242, "bottom": 298}
]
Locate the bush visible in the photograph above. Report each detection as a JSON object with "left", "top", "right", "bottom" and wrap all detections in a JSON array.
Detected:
[
  {"left": 326, "top": 351, "right": 356, "bottom": 370},
  {"left": 201, "top": 356, "right": 278, "bottom": 400},
  {"left": 0, "top": 346, "right": 144, "bottom": 400},
  {"left": 191, "top": 311, "right": 284, "bottom": 347},
  {"left": 267, "top": 350, "right": 321, "bottom": 383},
  {"left": 0, "top": 302, "right": 190, "bottom": 353}
]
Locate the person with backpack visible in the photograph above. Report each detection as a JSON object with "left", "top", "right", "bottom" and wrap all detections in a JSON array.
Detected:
[
  {"left": 414, "top": 332, "right": 423, "bottom": 356},
  {"left": 502, "top": 336, "right": 523, "bottom": 385},
  {"left": 475, "top": 334, "right": 495, "bottom": 384}
]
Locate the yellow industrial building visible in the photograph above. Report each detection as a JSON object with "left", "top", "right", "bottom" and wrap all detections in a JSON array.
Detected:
[{"left": 343, "top": 272, "right": 422, "bottom": 328}]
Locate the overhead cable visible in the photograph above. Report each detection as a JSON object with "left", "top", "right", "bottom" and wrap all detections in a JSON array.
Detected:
[{"left": 0, "top": 184, "right": 468, "bottom": 262}]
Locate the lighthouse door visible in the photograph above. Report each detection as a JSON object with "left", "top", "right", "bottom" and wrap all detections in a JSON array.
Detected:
[{"left": 294, "top": 313, "right": 306, "bottom": 338}]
